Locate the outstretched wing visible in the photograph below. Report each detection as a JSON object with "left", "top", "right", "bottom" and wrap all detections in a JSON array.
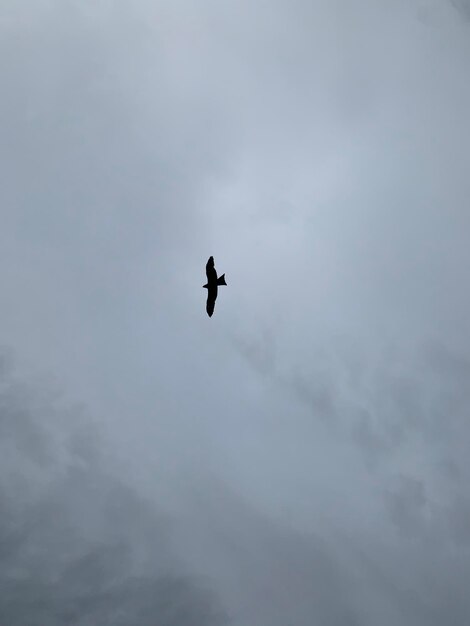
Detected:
[
  {"left": 206, "top": 256, "right": 217, "bottom": 282},
  {"left": 206, "top": 288, "right": 217, "bottom": 317}
]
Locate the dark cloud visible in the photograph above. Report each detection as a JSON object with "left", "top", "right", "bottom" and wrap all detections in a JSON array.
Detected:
[
  {"left": 174, "top": 475, "right": 364, "bottom": 626},
  {"left": 0, "top": 352, "right": 225, "bottom": 626},
  {"left": 451, "top": 0, "right": 470, "bottom": 20},
  {"left": 385, "top": 474, "right": 428, "bottom": 537}
]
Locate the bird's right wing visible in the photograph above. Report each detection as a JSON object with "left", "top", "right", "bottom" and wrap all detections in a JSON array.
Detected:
[
  {"left": 206, "top": 292, "right": 216, "bottom": 317},
  {"left": 206, "top": 256, "right": 217, "bottom": 282}
]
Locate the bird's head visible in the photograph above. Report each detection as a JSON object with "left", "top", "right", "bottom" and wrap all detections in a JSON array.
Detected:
[{"left": 203, "top": 283, "right": 208, "bottom": 289}]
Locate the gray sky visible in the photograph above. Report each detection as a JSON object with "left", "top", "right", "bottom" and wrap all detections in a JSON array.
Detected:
[{"left": 1, "top": 0, "right": 470, "bottom": 624}]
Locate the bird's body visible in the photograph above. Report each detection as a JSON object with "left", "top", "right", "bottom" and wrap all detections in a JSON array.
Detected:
[{"left": 203, "top": 256, "right": 227, "bottom": 317}]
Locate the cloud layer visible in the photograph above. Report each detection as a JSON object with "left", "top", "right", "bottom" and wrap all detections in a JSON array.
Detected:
[{"left": 1, "top": 1, "right": 470, "bottom": 624}]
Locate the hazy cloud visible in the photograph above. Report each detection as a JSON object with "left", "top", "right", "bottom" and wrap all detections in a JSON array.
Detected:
[
  {"left": 0, "top": 354, "right": 225, "bottom": 626},
  {"left": 1, "top": 1, "right": 470, "bottom": 624},
  {"left": 451, "top": 0, "right": 470, "bottom": 20}
]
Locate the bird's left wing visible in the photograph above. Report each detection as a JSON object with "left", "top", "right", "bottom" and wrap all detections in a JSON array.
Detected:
[{"left": 206, "top": 291, "right": 216, "bottom": 317}]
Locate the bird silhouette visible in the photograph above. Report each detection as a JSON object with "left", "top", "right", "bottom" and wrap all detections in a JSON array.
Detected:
[{"left": 203, "top": 256, "right": 227, "bottom": 317}]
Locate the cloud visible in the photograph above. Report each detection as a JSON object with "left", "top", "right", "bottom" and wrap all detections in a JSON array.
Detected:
[
  {"left": 451, "top": 0, "right": 470, "bottom": 20},
  {"left": 1, "top": 1, "right": 470, "bottom": 624},
  {"left": 385, "top": 474, "right": 428, "bottom": 537},
  {"left": 0, "top": 350, "right": 226, "bottom": 626}
]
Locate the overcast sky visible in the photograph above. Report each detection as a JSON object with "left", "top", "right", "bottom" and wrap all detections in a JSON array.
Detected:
[{"left": 1, "top": 0, "right": 470, "bottom": 624}]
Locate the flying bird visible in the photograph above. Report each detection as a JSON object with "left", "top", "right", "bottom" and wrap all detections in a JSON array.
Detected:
[{"left": 203, "top": 256, "right": 227, "bottom": 317}]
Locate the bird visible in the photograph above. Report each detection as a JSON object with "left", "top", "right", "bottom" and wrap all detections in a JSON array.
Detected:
[{"left": 203, "top": 256, "right": 227, "bottom": 317}]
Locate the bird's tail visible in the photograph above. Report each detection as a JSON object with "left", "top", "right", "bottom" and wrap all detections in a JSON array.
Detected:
[{"left": 217, "top": 274, "right": 227, "bottom": 286}]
